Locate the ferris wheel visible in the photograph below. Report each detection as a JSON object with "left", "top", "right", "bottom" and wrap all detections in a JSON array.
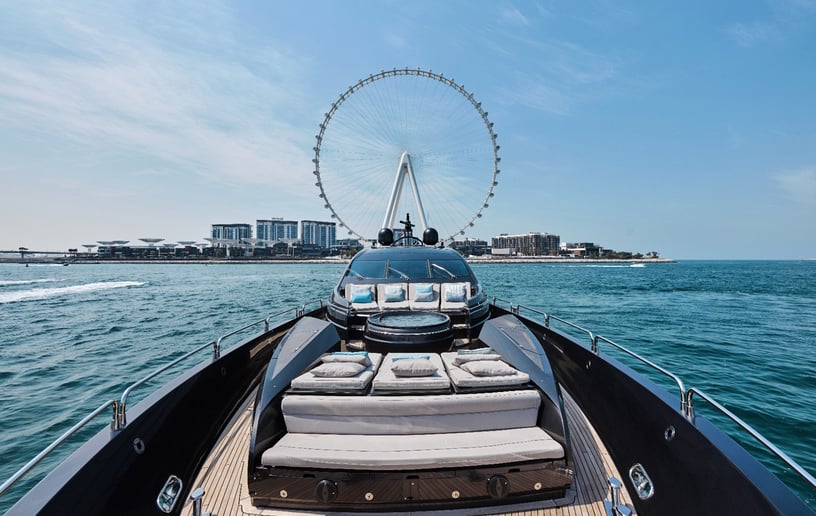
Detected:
[{"left": 313, "top": 68, "right": 500, "bottom": 244}]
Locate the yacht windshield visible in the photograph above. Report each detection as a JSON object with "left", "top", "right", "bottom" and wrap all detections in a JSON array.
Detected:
[{"left": 346, "top": 256, "right": 471, "bottom": 280}]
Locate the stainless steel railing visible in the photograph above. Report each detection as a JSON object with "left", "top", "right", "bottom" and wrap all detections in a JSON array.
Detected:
[
  {"left": 495, "top": 299, "right": 816, "bottom": 492},
  {"left": 0, "top": 300, "right": 324, "bottom": 500},
  {"left": 0, "top": 400, "right": 118, "bottom": 497}
]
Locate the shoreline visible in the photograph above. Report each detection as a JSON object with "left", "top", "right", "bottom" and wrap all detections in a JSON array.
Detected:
[{"left": 2, "top": 257, "right": 677, "bottom": 265}]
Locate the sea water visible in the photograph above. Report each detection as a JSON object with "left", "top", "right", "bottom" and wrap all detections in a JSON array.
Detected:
[{"left": 1, "top": 260, "right": 814, "bottom": 511}]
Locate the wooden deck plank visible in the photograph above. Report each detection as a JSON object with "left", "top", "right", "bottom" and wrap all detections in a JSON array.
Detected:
[{"left": 183, "top": 390, "right": 634, "bottom": 516}]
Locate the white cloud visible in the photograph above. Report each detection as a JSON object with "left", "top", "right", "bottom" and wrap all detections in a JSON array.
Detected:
[
  {"left": 499, "top": 6, "right": 531, "bottom": 26},
  {"left": 776, "top": 167, "right": 816, "bottom": 205},
  {"left": 0, "top": 2, "right": 315, "bottom": 192},
  {"left": 727, "top": 21, "right": 780, "bottom": 47}
]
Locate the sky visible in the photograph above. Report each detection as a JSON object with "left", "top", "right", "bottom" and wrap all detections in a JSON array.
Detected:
[{"left": 1, "top": 1, "right": 815, "bottom": 259}]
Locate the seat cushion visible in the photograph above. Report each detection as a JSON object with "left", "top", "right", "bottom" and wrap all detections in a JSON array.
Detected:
[
  {"left": 441, "top": 352, "right": 530, "bottom": 389},
  {"left": 261, "top": 427, "right": 564, "bottom": 470},
  {"left": 289, "top": 353, "right": 383, "bottom": 393},
  {"left": 372, "top": 353, "right": 450, "bottom": 393},
  {"left": 282, "top": 389, "right": 541, "bottom": 435}
]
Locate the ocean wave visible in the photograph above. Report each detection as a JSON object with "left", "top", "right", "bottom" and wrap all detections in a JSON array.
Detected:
[
  {"left": 0, "top": 278, "right": 61, "bottom": 287},
  {"left": 0, "top": 281, "right": 145, "bottom": 304}
]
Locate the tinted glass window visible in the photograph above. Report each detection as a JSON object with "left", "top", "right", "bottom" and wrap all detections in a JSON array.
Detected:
[
  {"left": 386, "top": 260, "right": 430, "bottom": 279},
  {"left": 347, "top": 260, "right": 386, "bottom": 279}
]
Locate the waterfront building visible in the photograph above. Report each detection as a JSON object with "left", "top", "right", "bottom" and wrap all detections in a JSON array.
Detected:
[
  {"left": 300, "top": 220, "right": 336, "bottom": 250},
  {"left": 211, "top": 224, "right": 252, "bottom": 243},
  {"left": 491, "top": 232, "right": 560, "bottom": 256},
  {"left": 256, "top": 219, "right": 298, "bottom": 244},
  {"left": 560, "top": 242, "right": 604, "bottom": 258},
  {"left": 450, "top": 238, "right": 489, "bottom": 256}
]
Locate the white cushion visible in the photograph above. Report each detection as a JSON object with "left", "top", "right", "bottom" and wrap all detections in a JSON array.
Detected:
[
  {"left": 281, "top": 390, "right": 542, "bottom": 435},
  {"left": 262, "top": 427, "right": 564, "bottom": 470}
]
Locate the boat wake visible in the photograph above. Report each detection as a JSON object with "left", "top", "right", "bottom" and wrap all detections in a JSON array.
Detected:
[
  {"left": 0, "top": 281, "right": 145, "bottom": 304},
  {"left": 0, "top": 278, "right": 62, "bottom": 287}
]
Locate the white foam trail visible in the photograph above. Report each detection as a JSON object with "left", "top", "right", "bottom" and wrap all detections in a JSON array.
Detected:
[
  {"left": 0, "top": 278, "right": 61, "bottom": 287},
  {"left": 0, "top": 281, "right": 145, "bottom": 304}
]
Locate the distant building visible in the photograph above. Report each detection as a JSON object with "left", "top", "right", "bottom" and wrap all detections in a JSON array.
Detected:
[
  {"left": 256, "top": 218, "right": 298, "bottom": 243},
  {"left": 491, "top": 232, "right": 560, "bottom": 256},
  {"left": 450, "top": 238, "right": 489, "bottom": 256},
  {"left": 301, "top": 220, "right": 336, "bottom": 249},
  {"left": 211, "top": 223, "right": 252, "bottom": 243},
  {"left": 560, "top": 242, "right": 604, "bottom": 258}
]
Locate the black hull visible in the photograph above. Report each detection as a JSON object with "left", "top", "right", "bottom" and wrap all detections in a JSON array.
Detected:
[{"left": 7, "top": 304, "right": 813, "bottom": 515}]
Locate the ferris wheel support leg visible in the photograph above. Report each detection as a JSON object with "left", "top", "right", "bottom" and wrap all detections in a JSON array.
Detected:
[{"left": 382, "top": 152, "right": 429, "bottom": 232}]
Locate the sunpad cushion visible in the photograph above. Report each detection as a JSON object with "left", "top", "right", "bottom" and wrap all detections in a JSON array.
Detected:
[
  {"left": 280, "top": 390, "right": 542, "bottom": 435},
  {"left": 373, "top": 353, "right": 450, "bottom": 392},
  {"left": 290, "top": 353, "right": 383, "bottom": 393},
  {"left": 441, "top": 352, "right": 530, "bottom": 388}
]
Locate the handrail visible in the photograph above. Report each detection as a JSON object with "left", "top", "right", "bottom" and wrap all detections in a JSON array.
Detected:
[
  {"left": 1, "top": 299, "right": 326, "bottom": 503},
  {"left": 593, "top": 334, "right": 688, "bottom": 415},
  {"left": 117, "top": 339, "right": 220, "bottom": 428},
  {"left": 687, "top": 388, "right": 816, "bottom": 490},
  {"left": 503, "top": 300, "right": 815, "bottom": 493},
  {"left": 0, "top": 400, "right": 118, "bottom": 497},
  {"left": 117, "top": 308, "right": 296, "bottom": 427},
  {"left": 508, "top": 302, "right": 688, "bottom": 413}
]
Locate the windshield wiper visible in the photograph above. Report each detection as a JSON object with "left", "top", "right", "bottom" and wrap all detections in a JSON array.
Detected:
[
  {"left": 387, "top": 266, "right": 409, "bottom": 279},
  {"left": 431, "top": 263, "right": 456, "bottom": 278}
]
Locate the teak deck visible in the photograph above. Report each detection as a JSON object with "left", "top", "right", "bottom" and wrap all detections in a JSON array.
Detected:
[{"left": 181, "top": 390, "right": 634, "bottom": 516}]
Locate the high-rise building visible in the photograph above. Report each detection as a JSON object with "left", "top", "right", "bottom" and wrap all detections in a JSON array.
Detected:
[
  {"left": 256, "top": 218, "right": 298, "bottom": 243},
  {"left": 211, "top": 224, "right": 252, "bottom": 242},
  {"left": 491, "top": 232, "right": 560, "bottom": 256},
  {"left": 300, "top": 220, "right": 336, "bottom": 249}
]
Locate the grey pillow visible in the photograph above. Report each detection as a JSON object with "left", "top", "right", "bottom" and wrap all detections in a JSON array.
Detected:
[
  {"left": 391, "top": 358, "right": 438, "bottom": 377},
  {"left": 322, "top": 353, "right": 371, "bottom": 366},
  {"left": 453, "top": 353, "right": 503, "bottom": 365},
  {"left": 460, "top": 360, "right": 517, "bottom": 377},
  {"left": 311, "top": 362, "right": 366, "bottom": 377}
]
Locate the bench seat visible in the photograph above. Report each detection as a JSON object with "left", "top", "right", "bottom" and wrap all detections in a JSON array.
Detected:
[{"left": 261, "top": 426, "right": 564, "bottom": 470}]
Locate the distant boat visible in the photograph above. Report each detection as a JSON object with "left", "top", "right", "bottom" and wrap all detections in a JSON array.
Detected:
[{"left": 630, "top": 263, "right": 645, "bottom": 268}]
